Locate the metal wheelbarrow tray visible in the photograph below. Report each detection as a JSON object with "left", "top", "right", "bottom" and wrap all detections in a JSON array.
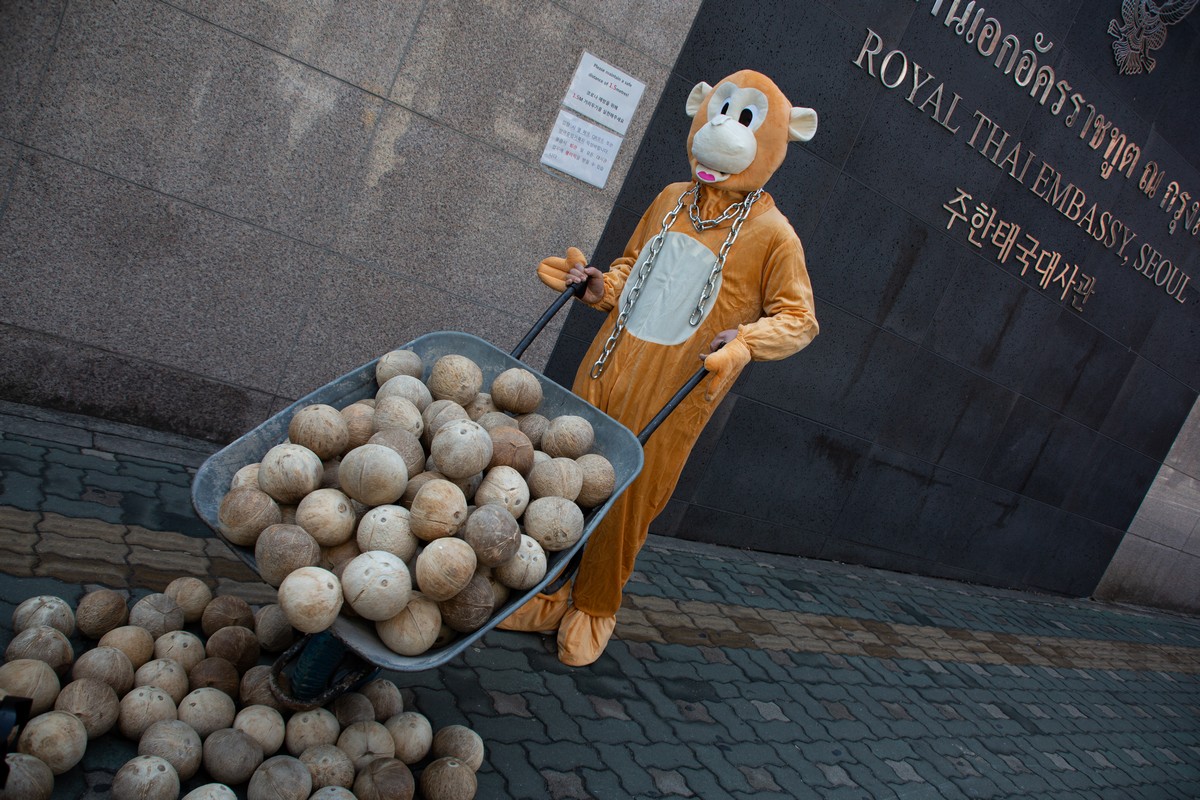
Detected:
[{"left": 192, "top": 322, "right": 645, "bottom": 676}]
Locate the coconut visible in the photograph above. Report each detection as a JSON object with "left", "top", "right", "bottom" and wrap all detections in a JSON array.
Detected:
[
  {"left": 368, "top": 428, "right": 426, "bottom": 477},
  {"left": 421, "top": 400, "right": 471, "bottom": 449},
  {"left": 376, "top": 349, "right": 424, "bottom": 385},
  {"left": 231, "top": 463, "right": 262, "bottom": 491},
  {"left": 415, "top": 538, "right": 477, "bottom": 602},
  {"left": 541, "top": 414, "right": 595, "bottom": 459},
  {"left": 181, "top": 784, "right": 238, "bottom": 800},
  {"left": 218, "top": 486, "right": 283, "bottom": 546},
  {"left": 129, "top": 593, "right": 185, "bottom": 640},
  {"left": 205, "top": 625, "right": 260, "bottom": 673},
  {"left": 12, "top": 595, "right": 75, "bottom": 637},
  {"left": 310, "top": 788, "right": 356, "bottom": 800},
  {"left": 239, "top": 665, "right": 284, "bottom": 710},
  {"left": 576, "top": 453, "right": 616, "bottom": 508},
  {"left": 475, "top": 411, "right": 519, "bottom": 432},
  {"left": 340, "top": 403, "right": 376, "bottom": 450},
  {"left": 516, "top": 412, "right": 549, "bottom": 448},
  {"left": 474, "top": 466, "right": 530, "bottom": 519},
  {"left": 187, "top": 657, "right": 240, "bottom": 698},
  {"left": 479, "top": 565, "right": 511, "bottom": 611},
  {"left": 0, "top": 659, "right": 60, "bottom": 716},
  {"left": 300, "top": 743, "right": 355, "bottom": 790},
  {"left": 431, "top": 724, "right": 485, "bottom": 771},
  {"left": 288, "top": 404, "right": 350, "bottom": 460},
  {"left": 135, "top": 659, "right": 190, "bottom": 704},
  {"left": 420, "top": 756, "right": 478, "bottom": 800},
  {"left": 490, "top": 367, "right": 543, "bottom": 413},
  {"left": 1, "top": 752, "right": 54, "bottom": 800},
  {"left": 427, "top": 354, "right": 483, "bottom": 406},
  {"left": 461, "top": 504, "right": 521, "bottom": 566},
  {"left": 119, "top": 685, "right": 177, "bottom": 740},
  {"left": 372, "top": 395, "right": 424, "bottom": 438},
  {"left": 430, "top": 419, "right": 492, "bottom": 480},
  {"left": 493, "top": 534, "right": 547, "bottom": 590},
  {"left": 201, "top": 595, "right": 255, "bottom": 637},
  {"left": 399, "top": 470, "right": 442, "bottom": 508},
  {"left": 152, "top": 631, "right": 204, "bottom": 675},
  {"left": 235, "top": 704, "right": 286, "bottom": 756},
  {"left": 377, "top": 593, "right": 441, "bottom": 656},
  {"left": 320, "top": 539, "right": 362, "bottom": 575},
  {"left": 178, "top": 687, "right": 236, "bottom": 739},
  {"left": 463, "top": 392, "right": 497, "bottom": 420},
  {"left": 163, "top": 577, "right": 213, "bottom": 624},
  {"left": 329, "top": 692, "right": 373, "bottom": 729},
  {"left": 338, "top": 444, "right": 409, "bottom": 506},
  {"left": 523, "top": 496, "right": 585, "bottom": 552},
  {"left": 252, "top": 524, "right": 319, "bottom": 588},
  {"left": 99, "top": 625, "right": 155, "bottom": 669},
  {"left": 5, "top": 625, "right": 74, "bottom": 675},
  {"left": 285, "top": 707, "right": 340, "bottom": 756},
  {"left": 385, "top": 711, "right": 433, "bottom": 765},
  {"left": 438, "top": 573, "right": 494, "bottom": 634},
  {"left": 409, "top": 479, "right": 468, "bottom": 541},
  {"left": 295, "top": 488, "right": 357, "bottom": 546},
  {"left": 254, "top": 604, "right": 296, "bottom": 654},
  {"left": 342, "top": 551, "right": 413, "bottom": 621},
  {"left": 71, "top": 646, "right": 133, "bottom": 696},
  {"left": 278, "top": 567, "right": 343, "bottom": 634},
  {"left": 111, "top": 755, "right": 179, "bottom": 800},
  {"left": 204, "top": 727, "right": 264, "bottom": 785},
  {"left": 487, "top": 426, "right": 535, "bottom": 476},
  {"left": 18, "top": 711, "right": 86, "bottom": 775},
  {"left": 258, "top": 443, "right": 324, "bottom": 504},
  {"left": 376, "top": 374, "right": 432, "bottom": 412},
  {"left": 320, "top": 458, "right": 342, "bottom": 489},
  {"left": 247, "top": 757, "right": 310, "bottom": 800},
  {"left": 352, "top": 757, "right": 415, "bottom": 800},
  {"left": 76, "top": 588, "right": 129, "bottom": 639},
  {"left": 139, "top": 719, "right": 203, "bottom": 780},
  {"left": 248, "top": 755, "right": 312, "bottom": 800},
  {"left": 356, "top": 505, "right": 418, "bottom": 561},
  {"left": 360, "top": 678, "right": 404, "bottom": 722},
  {"left": 337, "top": 720, "right": 396, "bottom": 770},
  {"left": 527, "top": 457, "right": 583, "bottom": 502}
]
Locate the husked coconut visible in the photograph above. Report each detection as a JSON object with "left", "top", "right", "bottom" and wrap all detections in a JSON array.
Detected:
[
  {"left": 461, "top": 504, "right": 521, "bottom": 566},
  {"left": 248, "top": 755, "right": 311, "bottom": 800},
  {"left": 487, "top": 426, "right": 535, "bottom": 475},
  {"left": 71, "top": 646, "right": 133, "bottom": 696},
  {"left": 432, "top": 724, "right": 485, "bottom": 771},
  {"left": 376, "top": 593, "right": 440, "bottom": 656},
  {"left": 376, "top": 374, "right": 432, "bottom": 411},
  {"left": 339, "top": 403, "right": 375, "bottom": 450},
  {"left": 332, "top": 692, "right": 374, "bottom": 728},
  {"left": 178, "top": 687, "right": 236, "bottom": 739},
  {"left": 516, "top": 412, "right": 549, "bottom": 448},
  {"left": 278, "top": 567, "right": 343, "bottom": 634},
  {"left": 493, "top": 534, "right": 547, "bottom": 590},
  {"left": 218, "top": 486, "right": 283, "bottom": 546},
  {"left": 414, "top": 538, "right": 477, "bottom": 601},
  {"left": 164, "top": 577, "right": 213, "bottom": 624},
  {"left": 337, "top": 720, "right": 396, "bottom": 770},
  {"left": 111, "top": 755, "right": 179, "bottom": 800},
  {"left": 76, "top": 588, "right": 129, "bottom": 639},
  {"left": 463, "top": 392, "right": 497, "bottom": 420},
  {"left": 353, "top": 757, "right": 414, "bottom": 800},
  {"left": 527, "top": 457, "right": 583, "bottom": 502},
  {"left": 342, "top": 551, "right": 413, "bottom": 621},
  {"left": 372, "top": 395, "right": 424, "bottom": 437},
  {"left": 490, "top": 367, "right": 542, "bottom": 413},
  {"left": 235, "top": 704, "right": 286, "bottom": 756},
  {"left": 203, "top": 727, "right": 264, "bottom": 785},
  {"left": 201, "top": 595, "right": 254, "bottom": 637},
  {"left": 254, "top": 604, "right": 295, "bottom": 654},
  {"left": 421, "top": 400, "right": 470, "bottom": 449},
  {"left": 438, "top": 573, "right": 494, "bottom": 634},
  {"left": 5, "top": 625, "right": 74, "bottom": 676},
  {"left": 427, "top": 355, "right": 483, "bottom": 406},
  {"left": 258, "top": 443, "right": 324, "bottom": 504},
  {"left": 321, "top": 539, "right": 362, "bottom": 575},
  {"left": 575, "top": 453, "right": 616, "bottom": 508},
  {"left": 134, "top": 658, "right": 189, "bottom": 704},
  {"left": 12, "top": 595, "right": 74, "bottom": 637},
  {"left": 385, "top": 711, "right": 432, "bottom": 764},
  {"left": 420, "top": 756, "right": 477, "bottom": 800},
  {"left": 231, "top": 462, "right": 261, "bottom": 490},
  {"left": 187, "top": 657, "right": 240, "bottom": 699},
  {"left": 295, "top": 488, "right": 357, "bottom": 546},
  {"left": 139, "top": 719, "right": 202, "bottom": 780},
  {"left": 205, "top": 625, "right": 260, "bottom": 673},
  {"left": 129, "top": 593, "right": 185, "bottom": 640},
  {"left": 181, "top": 784, "right": 238, "bottom": 800},
  {"left": 99, "top": 625, "right": 155, "bottom": 669},
  {"left": 368, "top": 428, "right": 426, "bottom": 477},
  {"left": 523, "top": 496, "right": 585, "bottom": 552},
  {"left": 360, "top": 678, "right": 404, "bottom": 722},
  {"left": 357, "top": 505, "right": 418, "bottom": 561},
  {"left": 118, "top": 685, "right": 177, "bottom": 740},
  {"left": 2, "top": 752, "right": 54, "bottom": 800},
  {"left": 300, "top": 743, "right": 355, "bottom": 790},
  {"left": 338, "top": 444, "right": 409, "bottom": 506},
  {"left": 239, "top": 665, "right": 284, "bottom": 710},
  {"left": 0, "top": 659, "right": 60, "bottom": 716},
  {"left": 284, "top": 707, "right": 339, "bottom": 756},
  {"left": 430, "top": 419, "right": 493, "bottom": 480},
  {"left": 475, "top": 411, "right": 519, "bottom": 432},
  {"left": 542, "top": 414, "right": 594, "bottom": 459},
  {"left": 474, "top": 466, "right": 530, "bottom": 519},
  {"left": 255, "top": 523, "right": 322, "bottom": 587},
  {"left": 409, "top": 479, "right": 468, "bottom": 541},
  {"left": 288, "top": 404, "right": 350, "bottom": 460},
  {"left": 18, "top": 711, "right": 87, "bottom": 775},
  {"left": 155, "top": 630, "right": 206, "bottom": 672},
  {"left": 375, "top": 349, "right": 424, "bottom": 385}
]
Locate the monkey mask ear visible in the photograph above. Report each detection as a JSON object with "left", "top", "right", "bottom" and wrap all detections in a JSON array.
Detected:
[
  {"left": 788, "top": 106, "right": 818, "bottom": 142},
  {"left": 686, "top": 82, "right": 713, "bottom": 118}
]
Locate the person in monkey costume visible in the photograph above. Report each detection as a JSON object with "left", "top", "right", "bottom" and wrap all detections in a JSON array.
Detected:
[{"left": 499, "top": 70, "right": 820, "bottom": 666}]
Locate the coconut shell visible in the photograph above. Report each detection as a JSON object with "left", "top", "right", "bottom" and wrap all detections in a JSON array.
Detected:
[
  {"left": 420, "top": 756, "right": 478, "bottom": 800},
  {"left": 461, "top": 504, "right": 521, "bottom": 566},
  {"left": 414, "top": 538, "right": 477, "bottom": 602},
  {"left": 421, "top": 400, "right": 470, "bottom": 449},
  {"left": 255, "top": 523, "right": 322, "bottom": 587},
  {"left": 541, "top": 414, "right": 595, "bottom": 458},
  {"left": 19, "top": 711, "right": 87, "bottom": 775},
  {"left": 284, "top": 708, "right": 340, "bottom": 756},
  {"left": 188, "top": 657, "right": 240, "bottom": 699},
  {"left": 71, "top": 646, "right": 133, "bottom": 696},
  {"left": 12, "top": 595, "right": 74, "bottom": 637},
  {"left": 356, "top": 505, "right": 418, "bottom": 561},
  {"left": 240, "top": 665, "right": 285, "bottom": 711},
  {"left": 336, "top": 720, "right": 395, "bottom": 770},
  {"left": 118, "top": 685, "right": 178, "bottom": 740},
  {"left": 135, "top": 658, "right": 190, "bottom": 704},
  {"left": 338, "top": 444, "right": 409, "bottom": 506},
  {"left": 204, "top": 727, "right": 264, "bottom": 785},
  {"left": 375, "top": 349, "right": 424, "bottom": 385},
  {"left": 526, "top": 457, "right": 583, "bottom": 502},
  {"left": 248, "top": 755, "right": 312, "bottom": 800},
  {"left": 487, "top": 426, "right": 535, "bottom": 475},
  {"left": 76, "top": 588, "right": 129, "bottom": 639},
  {"left": 288, "top": 404, "right": 350, "bottom": 460},
  {"left": 181, "top": 784, "right": 238, "bottom": 800},
  {"left": 490, "top": 367, "right": 543, "bottom": 413},
  {"left": 218, "top": 486, "right": 283, "bottom": 546},
  {"left": 385, "top": 711, "right": 433, "bottom": 765},
  {"left": 254, "top": 604, "right": 296, "bottom": 654},
  {"left": 5, "top": 625, "right": 74, "bottom": 676},
  {"left": 163, "top": 577, "right": 213, "bottom": 624},
  {"left": 139, "top": 719, "right": 203, "bottom": 780},
  {"left": 0, "top": 659, "right": 60, "bottom": 716},
  {"left": 493, "top": 534, "right": 547, "bottom": 590},
  {"left": 300, "top": 743, "right": 355, "bottom": 790},
  {"left": 575, "top": 453, "right": 616, "bottom": 508},
  {"left": 2, "top": 752, "right": 54, "bottom": 800},
  {"left": 179, "top": 687, "right": 237, "bottom": 740},
  {"left": 321, "top": 539, "right": 362, "bottom": 574},
  {"left": 99, "top": 625, "right": 155, "bottom": 669},
  {"left": 376, "top": 593, "right": 440, "bottom": 656},
  {"left": 331, "top": 692, "right": 374, "bottom": 729},
  {"left": 474, "top": 411, "right": 519, "bottom": 432},
  {"left": 352, "top": 757, "right": 414, "bottom": 800},
  {"left": 235, "top": 705, "right": 286, "bottom": 756},
  {"left": 360, "top": 678, "right": 404, "bottom": 722},
  {"left": 258, "top": 443, "right": 324, "bottom": 504},
  {"left": 427, "top": 355, "right": 483, "bottom": 406},
  {"left": 154, "top": 631, "right": 205, "bottom": 673},
  {"left": 438, "top": 573, "right": 494, "bottom": 634},
  {"left": 368, "top": 428, "right": 426, "bottom": 477},
  {"left": 205, "top": 625, "right": 260, "bottom": 673},
  {"left": 111, "top": 755, "right": 179, "bottom": 800},
  {"left": 129, "top": 593, "right": 185, "bottom": 640},
  {"left": 201, "top": 595, "right": 255, "bottom": 637},
  {"left": 409, "top": 479, "right": 468, "bottom": 541},
  {"left": 523, "top": 496, "right": 585, "bottom": 552},
  {"left": 294, "top": 488, "right": 357, "bottom": 547},
  {"left": 430, "top": 420, "right": 492, "bottom": 480},
  {"left": 341, "top": 551, "right": 413, "bottom": 621},
  {"left": 231, "top": 463, "right": 262, "bottom": 491},
  {"left": 516, "top": 413, "right": 549, "bottom": 448},
  {"left": 278, "top": 567, "right": 343, "bottom": 634},
  {"left": 474, "top": 466, "right": 530, "bottom": 519},
  {"left": 372, "top": 395, "right": 424, "bottom": 437},
  {"left": 463, "top": 392, "right": 497, "bottom": 420},
  {"left": 431, "top": 724, "right": 485, "bottom": 771},
  {"left": 376, "top": 374, "right": 432, "bottom": 412},
  {"left": 339, "top": 403, "right": 376, "bottom": 450}
]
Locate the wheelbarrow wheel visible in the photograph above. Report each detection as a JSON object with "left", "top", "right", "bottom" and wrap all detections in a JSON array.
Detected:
[{"left": 270, "top": 631, "right": 381, "bottom": 711}]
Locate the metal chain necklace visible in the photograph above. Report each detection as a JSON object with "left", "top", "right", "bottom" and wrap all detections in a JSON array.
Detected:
[{"left": 589, "top": 184, "right": 762, "bottom": 379}]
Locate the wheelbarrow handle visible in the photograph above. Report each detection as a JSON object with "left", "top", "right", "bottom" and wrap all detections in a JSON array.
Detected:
[{"left": 510, "top": 282, "right": 588, "bottom": 360}]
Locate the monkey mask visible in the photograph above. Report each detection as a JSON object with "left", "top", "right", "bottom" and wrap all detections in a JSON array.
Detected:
[{"left": 685, "top": 70, "right": 818, "bottom": 193}]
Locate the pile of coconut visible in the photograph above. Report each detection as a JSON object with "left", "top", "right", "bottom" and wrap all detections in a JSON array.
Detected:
[
  {"left": 1, "top": 584, "right": 484, "bottom": 800},
  {"left": 216, "top": 350, "right": 616, "bottom": 657}
]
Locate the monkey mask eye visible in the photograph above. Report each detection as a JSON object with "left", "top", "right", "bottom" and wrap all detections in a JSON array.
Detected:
[{"left": 707, "top": 82, "right": 768, "bottom": 132}]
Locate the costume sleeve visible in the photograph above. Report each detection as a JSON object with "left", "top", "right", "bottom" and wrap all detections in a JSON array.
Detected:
[
  {"left": 738, "top": 224, "right": 819, "bottom": 361},
  {"left": 589, "top": 186, "right": 680, "bottom": 313}
]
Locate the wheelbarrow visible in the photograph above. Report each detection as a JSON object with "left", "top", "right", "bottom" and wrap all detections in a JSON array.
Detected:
[{"left": 191, "top": 283, "right": 710, "bottom": 708}]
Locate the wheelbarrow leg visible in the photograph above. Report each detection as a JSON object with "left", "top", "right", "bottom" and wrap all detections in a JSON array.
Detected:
[{"left": 270, "top": 632, "right": 381, "bottom": 711}]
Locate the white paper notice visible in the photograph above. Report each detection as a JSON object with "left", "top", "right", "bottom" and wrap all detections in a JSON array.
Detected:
[
  {"left": 540, "top": 110, "right": 622, "bottom": 189},
  {"left": 562, "top": 52, "right": 645, "bottom": 136}
]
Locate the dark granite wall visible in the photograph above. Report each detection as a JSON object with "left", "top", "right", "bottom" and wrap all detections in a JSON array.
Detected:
[{"left": 543, "top": 0, "right": 1200, "bottom": 596}]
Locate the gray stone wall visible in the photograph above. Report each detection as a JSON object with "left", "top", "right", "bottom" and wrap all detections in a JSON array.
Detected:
[{"left": 0, "top": 0, "right": 700, "bottom": 442}]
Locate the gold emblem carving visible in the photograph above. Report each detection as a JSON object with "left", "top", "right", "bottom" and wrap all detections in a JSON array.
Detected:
[{"left": 1108, "top": 0, "right": 1198, "bottom": 74}]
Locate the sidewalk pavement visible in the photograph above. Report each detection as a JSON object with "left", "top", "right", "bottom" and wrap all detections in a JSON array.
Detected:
[{"left": 1, "top": 398, "right": 1199, "bottom": 799}]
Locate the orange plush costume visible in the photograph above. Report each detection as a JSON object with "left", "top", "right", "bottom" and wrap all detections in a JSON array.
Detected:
[{"left": 500, "top": 70, "right": 820, "bottom": 666}]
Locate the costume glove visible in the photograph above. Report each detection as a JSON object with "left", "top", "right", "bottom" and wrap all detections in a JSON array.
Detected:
[
  {"left": 702, "top": 335, "right": 752, "bottom": 402},
  {"left": 537, "top": 247, "right": 588, "bottom": 292}
]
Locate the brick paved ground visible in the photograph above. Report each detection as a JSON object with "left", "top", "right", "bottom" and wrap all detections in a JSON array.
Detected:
[{"left": 2, "top": 399, "right": 1199, "bottom": 799}]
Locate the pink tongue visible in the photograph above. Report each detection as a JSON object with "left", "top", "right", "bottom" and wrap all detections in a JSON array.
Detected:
[{"left": 697, "top": 171, "right": 716, "bottom": 182}]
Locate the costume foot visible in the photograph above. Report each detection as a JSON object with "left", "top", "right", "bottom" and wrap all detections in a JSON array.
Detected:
[
  {"left": 557, "top": 607, "right": 617, "bottom": 667},
  {"left": 496, "top": 584, "right": 570, "bottom": 633}
]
